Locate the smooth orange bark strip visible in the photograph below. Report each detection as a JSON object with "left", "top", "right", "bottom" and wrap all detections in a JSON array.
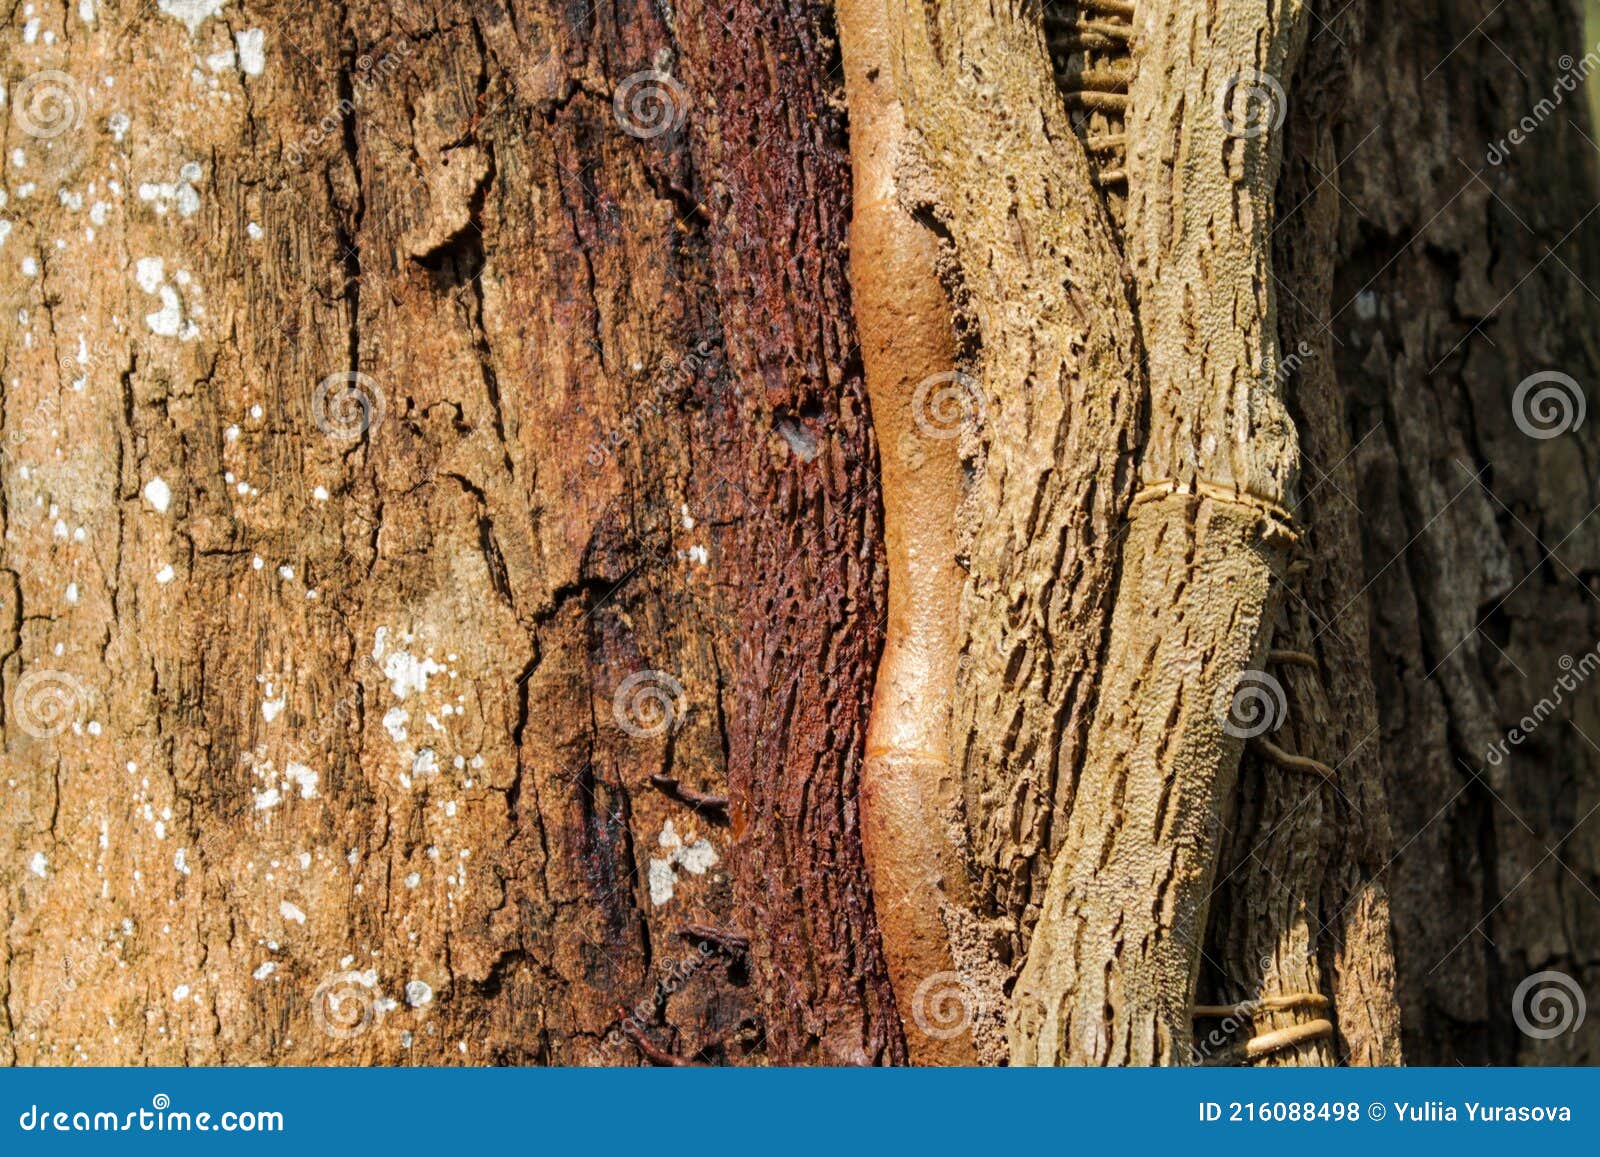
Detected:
[{"left": 838, "top": 0, "right": 974, "bottom": 1065}]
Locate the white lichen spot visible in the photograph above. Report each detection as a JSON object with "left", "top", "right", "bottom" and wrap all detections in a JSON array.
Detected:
[
  {"left": 260, "top": 693, "right": 285, "bottom": 723},
  {"left": 173, "top": 984, "right": 190, "bottom": 1001},
  {"left": 134, "top": 256, "right": 165, "bottom": 294},
  {"left": 143, "top": 476, "right": 172, "bottom": 513},
  {"left": 404, "top": 871, "right": 420, "bottom": 889},
  {"left": 28, "top": 851, "right": 48, "bottom": 878},
  {"left": 252, "top": 961, "right": 276, "bottom": 980},
  {"left": 247, "top": 221, "right": 264, "bottom": 240},
  {"left": 155, "top": 564, "right": 176, "bottom": 585},
  {"left": 384, "top": 650, "right": 444, "bottom": 699},
  {"left": 174, "top": 847, "right": 190, "bottom": 875},
  {"left": 382, "top": 706, "right": 409, "bottom": 743},
  {"left": 253, "top": 786, "right": 281, "bottom": 811},
  {"left": 157, "top": 0, "right": 229, "bottom": 35},
  {"left": 404, "top": 979, "right": 433, "bottom": 1007},
  {"left": 284, "top": 760, "right": 318, "bottom": 799},
  {"left": 145, "top": 286, "right": 189, "bottom": 338},
  {"left": 646, "top": 820, "right": 720, "bottom": 906},
  {"left": 312, "top": 485, "right": 329, "bottom": 501},
  {"left": 279, "top": 900, "right": 305, "bottom": 924},
  {"left": 236, "top": 28, "right": 265, "bottom": 75}
]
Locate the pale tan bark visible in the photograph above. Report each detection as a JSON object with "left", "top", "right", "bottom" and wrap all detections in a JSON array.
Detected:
[
  {"left": 888, "top": 0, "right": 1143, "bottom": 1026},
  {"left": 1011, "top": 0, "right": 1314, "bottom": 1065},
  {"left": 1203, "top": 0, "right": 1401, "bottom": 1065}
]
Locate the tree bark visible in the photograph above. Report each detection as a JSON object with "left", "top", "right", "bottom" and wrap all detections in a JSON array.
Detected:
[
  {"left": 0, "top": 0, "right": 898, "bottom": 1067},
  {"left": 1012, "top": 0, "right": 1313, "bottom": 1066},
  {"left": 1331, "top": 0, "right": 1600, "bottom": 1065},
  {"left": 5, "top": 0, "right": 1599, "bottom": 1070},
  {"left": 889, "top": 0, "right": 1143, "bottom": 1050}
]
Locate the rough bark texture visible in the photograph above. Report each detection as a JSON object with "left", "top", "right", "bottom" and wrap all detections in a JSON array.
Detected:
[
  {"left": 1203, "top": 0, "right": 1402, "bottom": 1068},
  {"left": 1012, "top": 0, "right": 1313, "bottom": 1066},
  {"left": 890, "top": 0, "right": 1143, "bottom": 1026},
  {"left": 1333, "top": 0, "right": 1600, "bottom": 1065},
  {"left": 0, "top": 0, "right": 899, "bottom": 1067},
  {"left": 6, "top": 0, "right": 1600, "bottom": 1071}
]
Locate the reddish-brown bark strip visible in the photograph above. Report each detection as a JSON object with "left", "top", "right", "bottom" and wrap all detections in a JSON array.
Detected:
[{"left": 674, "top": 0, "right": 905, "bottom": 1064}]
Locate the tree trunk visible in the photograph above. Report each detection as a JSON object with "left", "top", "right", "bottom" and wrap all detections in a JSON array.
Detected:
[
  {"left": 0, "top": 0, "right": 898, "bottom": 1067},
  {"left": 1330, "top": 0, "right": 1600, "bottom": 1065},
  {"left": 4, "top": 0, "right": 1598, "bottom": 1069}
]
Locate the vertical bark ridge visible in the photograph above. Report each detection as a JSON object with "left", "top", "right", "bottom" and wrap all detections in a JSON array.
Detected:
[
  {"left": 674, "top": 0, "right": 905, "bottom": 1065},
  {"left": 1201, "top": 0, "right": 1402, "bottom": 1068},
  {"left": 1012, "top": 0, "right": 1313, "bottom": 1065},
  {"left": 889, "top": 0, "right": 1144, "bottom": 1032},
  {"left": 838, "top": 0, "right": 976, "bottom": 1065}
]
